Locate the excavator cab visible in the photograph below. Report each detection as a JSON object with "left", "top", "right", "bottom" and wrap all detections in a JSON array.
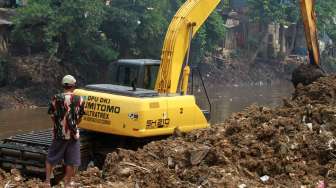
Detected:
[{"left": 108, "top": 59, "right": 160, "bottom": 90}]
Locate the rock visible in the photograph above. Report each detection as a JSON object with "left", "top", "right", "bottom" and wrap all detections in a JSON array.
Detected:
[
  {"left": 167, "top": 157, "right": 174, "bottom": 168},
  {"left": 238, "top": 183, "right": 247, "bottom": 188},
  {"left": 260, "top": 175, "right": 270, "bottom": 183},
  {"left": 189, "top": 146, "right": 210, "bottom": 165},
  {"left": 118, "top": 168, "right": 132, "bottom": 177}
]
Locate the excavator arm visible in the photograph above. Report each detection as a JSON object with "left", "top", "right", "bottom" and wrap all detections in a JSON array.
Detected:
[
  {"left": 300, "top": 0, "right": 320, "bottom": 66},
  {"left": 155, "top": 0, "right": 221, "bottom": 94}
]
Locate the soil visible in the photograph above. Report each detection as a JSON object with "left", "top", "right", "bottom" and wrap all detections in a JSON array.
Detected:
[
  {"left": 0, "top": 55, "right": 108, "bottom": 109},
  {"left": 199, "top": 58, "right": 297, "bottom": 87},
  {"left": 1, "top": 74, "right": 335, "bottom": 187},
  {"left": 291, "top": 64, "right": 325, "bottom": 87},
  {"left": 99, "top": 75, "right": 336, "bottom": 187}
]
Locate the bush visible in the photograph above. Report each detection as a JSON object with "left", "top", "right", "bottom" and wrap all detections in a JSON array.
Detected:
[{"left": 11, "top": 0, "right": 118, "bottom": 63}]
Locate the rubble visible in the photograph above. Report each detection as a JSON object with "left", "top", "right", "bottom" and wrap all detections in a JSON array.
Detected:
[
  {"left": 100, "top": 75, "right": 336, "bottom": 187},
  {"left": 0, "top": 75, "right": 335, "bottom": 187}
]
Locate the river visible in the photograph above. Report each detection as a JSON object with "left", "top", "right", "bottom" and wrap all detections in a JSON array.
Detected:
[{"left": 0, "top": 82, "right": 293, "bottom": 139}]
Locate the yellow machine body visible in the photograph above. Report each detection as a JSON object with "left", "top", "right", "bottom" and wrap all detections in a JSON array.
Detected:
[
  {"left": 73, "top": 0, "right": 221, "bottom": 137},
  {"left": 75, "top": 88, "right": 208, "bottom": 137},
  {"left": 155, "top": 0, "right": 221, "bottom": 94}
]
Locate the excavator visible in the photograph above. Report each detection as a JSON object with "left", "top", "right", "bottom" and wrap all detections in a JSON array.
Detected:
[
  {"left": 0, "top": 0, "right": 221, "bottom": 177},
  {"left": 0, "top": 0, "right": 323, "bottom": 178}
]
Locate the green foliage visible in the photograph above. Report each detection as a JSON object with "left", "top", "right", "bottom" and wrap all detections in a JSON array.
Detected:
[
  {"left": 11, "top": 0, "right": 224, "bottom": 64},
  {"left": 102, "top": 0, "right": 173, "bottom": 58},
  {"left": 191, "top": 11, "right": 225, "bottom": 64},
  {"left": 103, "top": 0, "right": 225, "bottom": 61},
  {"left": 12, "top": 0, "right": 118, "bottom": 63},
  {"left": 315, "top": 1, "right": 336, "bottom": 42},
  {"left": 247, "top": 0, "right": 299, "bottom": 25},
  {"left": 11, "top": 0, "right": 54, "bottom": 52},
  {"left": 247, "top": 0, "right": 336, "bottom": 44}
]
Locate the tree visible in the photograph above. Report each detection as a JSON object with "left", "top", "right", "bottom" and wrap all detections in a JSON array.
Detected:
[
  {"left": 191, "top": 11, "right": 225, "bottom": 64},
  {"left": 103, "top": 0, "right": 225, "bottom": 63},
  {"left": 247, "top": 0, "right": 299, "bottom": 59},
  {"left": 315, "top": 0, "right": 336, "bottom": 42},
  {"left": 247, "top": 0, "right": 336, "bottom": 59},
  {"left": 11, "top": 0, "right": 118, "bottom": 63},
  {"left": 11, "top": 0, "right": 225, "bottom": 64}
]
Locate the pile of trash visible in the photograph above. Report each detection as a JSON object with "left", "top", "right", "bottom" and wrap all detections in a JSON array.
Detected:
[
  {"left": 100, "top": 75, "right": 336, "bottom": 187},
  {"left": 0, "top": 75, "right": 335, "bottom": 187},
  {"left": 0, "top": 169, "right": 41, "bottom": 188}
]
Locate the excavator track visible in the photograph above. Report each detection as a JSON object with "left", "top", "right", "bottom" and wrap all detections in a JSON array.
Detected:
[
  {"left": 0, "top": 129, "right": 92, "bottom": 177},
  {"left": 0, "top": 128, "right": 167, "bottom": 184}
]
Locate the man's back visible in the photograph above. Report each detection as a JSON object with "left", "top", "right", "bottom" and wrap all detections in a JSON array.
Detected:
[{"left": 48, "top": 92, "right": 85, "bottom": 140}]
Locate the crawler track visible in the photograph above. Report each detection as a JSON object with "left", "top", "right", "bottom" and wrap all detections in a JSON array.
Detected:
[
  {"left": 0, "top": 129, "right": 91, "bottom": 177},
  {"left": 0, "top": 129, "right": 167, "bottom": 180}
]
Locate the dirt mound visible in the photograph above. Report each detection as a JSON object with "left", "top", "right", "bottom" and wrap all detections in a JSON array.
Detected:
[
  {"left": 293, "top": 75, "right": 336, "bottom": 105},
  {"left": 0, "top": 54, "right": 108, "bottom": 109},
  {"left": 0, "top": 169, "right": 41, "bottom": 188},
  {"left": 100, "top": 75, "right": 336, "bottom": 187},
  {"left": 291, "top": 64, "right": 325, "bottom": 87}
]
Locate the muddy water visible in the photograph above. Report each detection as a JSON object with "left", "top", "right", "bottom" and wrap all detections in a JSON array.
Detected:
[
  {"left": 195, "top": 82, "right": 294, "bottom": 124},
  {"left": 0, "top": 82, "right": 293, "bottom": 139},
  {"left": 0, "top": 108, "right": 51, "bottom": 139}
]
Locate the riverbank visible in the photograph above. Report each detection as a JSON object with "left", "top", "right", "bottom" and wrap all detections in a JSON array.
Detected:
[
  {"left": 0, "top": 55, "right": 107, "bottom": 109},
  {"left": 0, "top": 55, "right": 299, "bottom": 110}
]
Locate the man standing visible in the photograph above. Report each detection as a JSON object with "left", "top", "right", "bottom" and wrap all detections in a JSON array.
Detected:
[{"left": 45, "top": 75, "right": 85, "bottom": 187}]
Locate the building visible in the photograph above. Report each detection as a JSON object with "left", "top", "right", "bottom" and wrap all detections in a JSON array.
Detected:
[{"left": 0, "top": 8, "right": 14, "bottom": 55}]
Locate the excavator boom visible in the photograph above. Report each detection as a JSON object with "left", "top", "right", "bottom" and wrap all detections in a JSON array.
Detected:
[
  {"left": 300, "top": 0, "right": 320, "bottom": 66},
  {"left": 155, "top": 0, "right": 221, "bottom": 94}
]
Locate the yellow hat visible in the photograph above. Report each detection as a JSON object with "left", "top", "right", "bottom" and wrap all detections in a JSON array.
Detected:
[{"left": 62, "top": 75, "right": 76, "bottom": 86}]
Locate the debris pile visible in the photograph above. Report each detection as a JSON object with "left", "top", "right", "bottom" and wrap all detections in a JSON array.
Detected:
[
  {"left": 101, "top": 75, "right": 336, "bottom": 187},
  {"left": 0, "top": 169, "right": 41, "bottom": 188},
  {"left": 0, "top": 75, "right": 335, "bottom": 187}
]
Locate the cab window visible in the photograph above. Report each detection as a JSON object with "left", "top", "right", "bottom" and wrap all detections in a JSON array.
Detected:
[
  {"left": 143, "top": 65, "right": 159, "bottom": 89},
  {"left": 117, "top": 65, "right": 139, "bottom": 87}
]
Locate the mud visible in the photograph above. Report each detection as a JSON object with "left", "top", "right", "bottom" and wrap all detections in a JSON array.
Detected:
[
  {"left": 1, "top": 74, "right": 336, "bottom": 187},
  {"left": 291, "top": 64, "right": 325, "bottom": 87},
  {"left": 0, "top": 55, "right": 108, "bottom": 109}
]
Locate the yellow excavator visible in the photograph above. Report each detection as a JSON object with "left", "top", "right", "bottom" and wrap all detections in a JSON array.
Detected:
[
  {"left": 74, "top": 0, "right": 221, "bottom": 138},
  {"left": 0, "top": 0, "right": 322, "bottom": 177},
  {"left": 0, "top": 0, "right": 221, "bottom": 176},
  {"left": 76, "top": 0, "right": 323, "bottom": 137}
]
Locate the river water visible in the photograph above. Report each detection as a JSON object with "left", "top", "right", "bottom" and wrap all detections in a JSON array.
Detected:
[{"left": 0, "top": 82, "right": 293, "bottom": 139}]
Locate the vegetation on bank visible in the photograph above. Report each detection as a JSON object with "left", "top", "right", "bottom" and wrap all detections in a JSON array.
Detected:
[
  {"left": 9, "top": 0, "right": 225, "bottom": 64},
  {"left": 0, "top": 0, "right": 334, "bottom": 83},
  {"left": 7, "top": 0, "right": 336, "bottom": 63}
]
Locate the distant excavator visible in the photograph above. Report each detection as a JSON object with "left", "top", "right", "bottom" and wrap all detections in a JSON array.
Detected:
[{"left": 292, "top": 0, "right": 325, "bottom": 87}]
